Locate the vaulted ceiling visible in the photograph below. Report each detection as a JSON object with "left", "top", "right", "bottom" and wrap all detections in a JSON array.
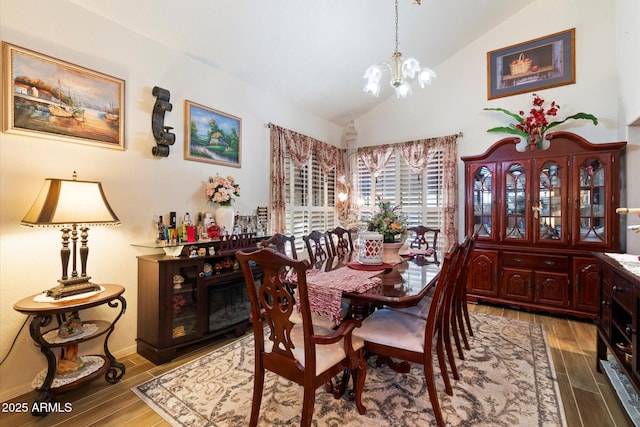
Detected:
[{"left": 71, "top": 0, "right": 535, "bottom": 126}]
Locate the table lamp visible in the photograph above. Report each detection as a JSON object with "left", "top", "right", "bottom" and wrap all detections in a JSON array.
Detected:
[{"left": 21, "top": 172, "right": 120, "bottom": 299}]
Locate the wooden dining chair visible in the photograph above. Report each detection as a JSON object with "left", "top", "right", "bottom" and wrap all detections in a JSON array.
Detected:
[
  {"left": 408, "top": 226, "right": 440, "bottom": 264},
  {"left": 326, "top": 226, "right": 355, "bottom": 257},
  {"left": 352, "top": 245, "right": 459, "bottom": 427},
  {"left": 451, "top": 233, "right": 478, "bottom": 359},
  {"left": 302, "top": 230, "right": 331, "bottom": 265},
  {"left": 261, "top": 233, "right": 298, "bottom": 259},
  {"left": 297, "top": 231, "right": 351, "bottom": 330},
  {"left": 237, "top": 248, "right": 367, "bottom": 427},
  {"left": 457, "top": 232, "right": 478, "bottom": 342},
  {"left": 390, "top": 236, "right": 473, "bottom": 363},
  {"left": 447, "top": 236, "right": 474, "bottom": 359}
]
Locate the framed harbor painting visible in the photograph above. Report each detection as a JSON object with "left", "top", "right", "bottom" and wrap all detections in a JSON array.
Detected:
[
  {"left": 2, "top": 42, "right": 125, "bottom": 150},
  {"left": 487, "top": 28, "right": 575, "bottom": 99},
  {"left": 185, "top": 100, "right": 241, "bottom": 168}
]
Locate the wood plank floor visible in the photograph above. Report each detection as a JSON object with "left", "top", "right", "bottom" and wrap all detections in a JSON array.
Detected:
[{"left": 0, "top": 304, "right": 634, "bottom": 426}]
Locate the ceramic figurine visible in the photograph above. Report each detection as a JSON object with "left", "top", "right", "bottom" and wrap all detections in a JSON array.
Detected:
[{"left": 58, "top": 311, "right": 84, "bottom": 338}]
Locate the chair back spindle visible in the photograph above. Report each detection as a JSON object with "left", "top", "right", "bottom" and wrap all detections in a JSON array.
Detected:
[
  {"left": 262, "top": 233, "right": 298, "bottom": 259},
  {"left": 327, "top": 226, "right": 355, "bottom": 257},
  {"left": 302, "top": 230, "right": 331, "bottom": 265},
  {"left": 408, "top": 226, "right": 440, "bottom": 264}
]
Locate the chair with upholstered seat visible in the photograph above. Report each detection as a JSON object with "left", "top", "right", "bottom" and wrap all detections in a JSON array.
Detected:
[
  {"left": 445, "top": 237, "right": 473, "bottom": 359},
  {"left": 391, "top": 235, "right": 474, "bottom": 364},
  {"left": 302, "top": 230, "right": 331, "bottom": 265},
  {"left": 262, "top": 233, "right": 298, "bottom": 259},
  {"left": 453, "top": 232, "right": 478, "bottom": 345},
  {"left": 407, "top": 226, "right": 440, "bottom": 264},
  {"left": 327, "top": 226, "right": 355, "bottom": 257},
  {"left": 299, "top": 231, "right": 351, "bottom": 329},
  {"left": 353, "top": 244, "right": 460, "bottom": 427},
  {"left": 237, "top": 248, "right": 367, "bottom": 427}
]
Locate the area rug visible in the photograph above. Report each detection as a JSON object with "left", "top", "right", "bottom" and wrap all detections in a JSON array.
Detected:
[{"left": 132, "top": 312, "right": 566, "bottom": 426}]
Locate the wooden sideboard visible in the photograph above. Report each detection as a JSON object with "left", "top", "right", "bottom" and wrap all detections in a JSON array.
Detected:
[
  {"left": 595, "top": 252, "right": 640, "bottom": 396},
  {"left": 462, "top": 132, "right": 626, "bottom": 318},
  {"left": 136, "top": 235, "right": 264, "bottom": 364}
]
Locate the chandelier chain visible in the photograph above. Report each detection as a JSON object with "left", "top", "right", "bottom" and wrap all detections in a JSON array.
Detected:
[{"left": 394, "top": 0, "right": 399, "bottom": 53}]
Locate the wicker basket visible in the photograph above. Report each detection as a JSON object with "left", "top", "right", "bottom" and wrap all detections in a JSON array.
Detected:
[{"left": 509, "top": 53, "right": 532, "bottom": 75}]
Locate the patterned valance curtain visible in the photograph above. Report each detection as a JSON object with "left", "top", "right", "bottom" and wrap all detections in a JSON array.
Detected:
[
  {"left": 356, "top": 134, "right": 459, "bottom": 250},
  {"left": 401, "top": 139, "right": 437, "bottom": 174},
  {"left": 280, "top": 127, "right": 313, "bottom": 168},
  {"left": 269, "top": 124, "right": 345, "bottom": 233},
  {"left": 358, "top": 144, "right": 394, "bottom": 177}
]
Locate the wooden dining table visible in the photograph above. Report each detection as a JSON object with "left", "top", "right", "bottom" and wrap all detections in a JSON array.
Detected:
[
  {"left": 303, "top": 253, "right": 442, "bottom": 399},
  {"left": 308, "top": 253, "right": 442, "bottom": 321}
]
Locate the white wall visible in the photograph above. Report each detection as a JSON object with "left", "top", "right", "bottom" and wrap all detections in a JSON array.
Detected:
[
  {"left": 617, "top": 0, "right": 640, "bottom": 125},
  {"left": 357, "top": 0, "right": 639, "bottom": 252},
  {"left": 616, "top": 0, "right": 640, "bottom": 254},
  {"left": 0, "top": 0, "right": 342, "bottom": 400}
]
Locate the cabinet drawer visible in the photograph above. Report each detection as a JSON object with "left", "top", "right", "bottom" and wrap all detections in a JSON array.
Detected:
[
  {"left": 502, "top": 252, "right": 568, "bottom": 271},
  {"left": 610, "top": 272, "right": 635, "bottom": 312}
]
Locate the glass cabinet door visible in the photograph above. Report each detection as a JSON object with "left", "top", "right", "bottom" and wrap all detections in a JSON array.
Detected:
[
  {"left": 471, "top": 164, "right": 495, "bottom": 238},
  {"left": 576, "top": 156, "right": 607, "bottom": 244},
  {"left": 535, "top": 160, "right": 566, "bottom": 244},
  {"left": 503, "top": 161, "right": 530, "bottom": 241},
  {"left": 170, "top": 263, "right": 200, "bottom": 342}
]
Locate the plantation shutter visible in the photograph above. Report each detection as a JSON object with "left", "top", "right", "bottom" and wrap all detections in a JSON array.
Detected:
[
  {"left": 424, "top": 150, "right": 444, "bottom": 230},
  {"left": 356, "top": 146, "right": 445, "bottom": 253},
  {"left": 399, "top": 154, "right": 423, "bottom": 225},
  {"left": 284, "top": 148, "right": 336, "bottom": 254}
]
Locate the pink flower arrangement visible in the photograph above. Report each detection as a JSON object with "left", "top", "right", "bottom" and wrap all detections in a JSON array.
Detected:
[{"left": 206, "top": 174, "right": 240, "bottom": 206}]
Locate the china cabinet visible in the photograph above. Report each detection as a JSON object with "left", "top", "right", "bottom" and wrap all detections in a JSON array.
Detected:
[
  {"left": 463, "top": 132, "right": 626, "bottom": 318},
  {"left": 135, "top": 234, "right": 264, "bottom": 364}
]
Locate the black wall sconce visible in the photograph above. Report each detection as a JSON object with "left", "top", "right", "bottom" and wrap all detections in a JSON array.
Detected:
[{"left": 151, "top": 86, "right": 175, "bottom": 157}]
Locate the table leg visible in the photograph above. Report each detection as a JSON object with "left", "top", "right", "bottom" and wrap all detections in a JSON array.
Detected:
[
  {"left": 104, "top": 296, "right": 127, "bottom": 383},
  {"left": 29, "top": 314, "right": 57, "bottom": 416},
  {"left": 375, "top": 355, "right": 411, "bottom": 373},
  {"left": 349, "top": 301, "right": 372, "bottom": 322}
]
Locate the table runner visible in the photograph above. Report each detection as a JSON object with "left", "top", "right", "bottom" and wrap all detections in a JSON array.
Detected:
[{"left": 300, "top": 267, "right": 382, "bottom": 323}]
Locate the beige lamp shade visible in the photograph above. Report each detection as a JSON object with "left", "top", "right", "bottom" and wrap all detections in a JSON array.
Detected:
[{"left": 21, "top": 178, "right": 120, "bottom": 226}]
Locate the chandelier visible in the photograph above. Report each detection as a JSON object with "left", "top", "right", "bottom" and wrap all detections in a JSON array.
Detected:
[{"left": 363, "top": 0, "right": 436, "bottom": 98}]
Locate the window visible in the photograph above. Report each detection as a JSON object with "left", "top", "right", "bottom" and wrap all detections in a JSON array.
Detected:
[
  {"left": 284, "top": 148, "right": 336, "bottom": 252},
  {"left": 357, "top": 147, "right": 444, "bottom": 250}
]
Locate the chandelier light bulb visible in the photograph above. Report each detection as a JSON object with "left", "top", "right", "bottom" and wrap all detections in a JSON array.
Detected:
[
  {"left": 394, "top": 81, "right": 411, "bottom": 98},
  {"left": 418, "top": 67, "right": 437, "bottom": 87},
  {"left": 363, "top": 65, "right": 383, "bottom": 97}
]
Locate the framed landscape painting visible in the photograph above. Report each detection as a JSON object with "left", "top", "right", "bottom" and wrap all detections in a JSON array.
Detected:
[
  {"left": 2, "top": 42, "right": 125, "bottom": 149},
  {"left": 185, "top": 100, "right": 241, "bottom": 168},
  {"left": 487, "top": 28, "right": 575, "bottom": 99}
]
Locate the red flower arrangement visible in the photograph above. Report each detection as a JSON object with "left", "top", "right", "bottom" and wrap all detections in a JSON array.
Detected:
[
  {"left": 515, "top": 94, "right": 559, "bottom": 137},
  {"left": 484, "top": 94, "right": 598, "bottom": 149}
]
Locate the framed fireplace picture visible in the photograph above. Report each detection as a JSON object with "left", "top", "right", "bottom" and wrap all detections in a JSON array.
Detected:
[
  {"left": 185, "top": 100, "right": 241, "bottom": 168},
  {"left": 2, "top": 42, "right": 125, "bottom": 150},
  {"left": 487, "top": 28, "right": 575, "bottom": 100}
]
